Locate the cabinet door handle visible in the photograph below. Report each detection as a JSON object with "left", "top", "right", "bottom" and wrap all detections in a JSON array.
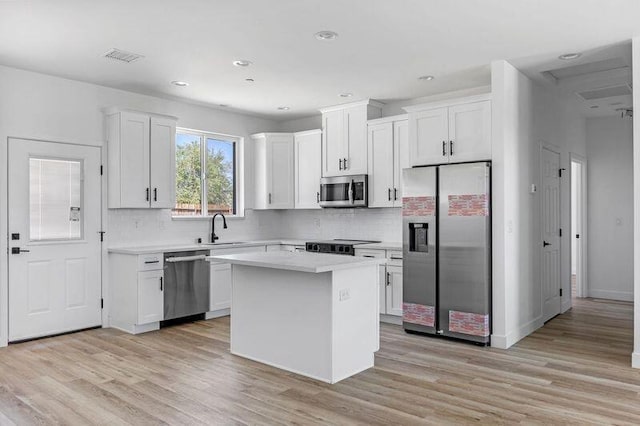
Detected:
[
  {"left": 394, "top": 188, "right": 398, "bottom": 201},
  {"left": 268, "top": 193, "right": 272, "bottom": 204},
  {"left": 343, "top": 158, "right": 348, "bottom": 169},
  {"left": 160, "top": 277, "right": 163, "bottom": 291},
  {"left": 442, "top": 141, "right": 446, "bottom": 156},
  {"left": 317, "top": 192, "right": 320, "bottom": 203},
  {"left": 153, "top": 188, "right": 158, "bottom": 202},
  {"left": 450, "top": 140, "right": 454, "bottom": 156},
  {"left": 388, "top": 188, "right": 391, "bottom": 201},
  {"left": 339, "top": 158, "right": 343, "bottom": 170},
  {"left": 146, "top": 188, "right": 150, "bottom": 201}
]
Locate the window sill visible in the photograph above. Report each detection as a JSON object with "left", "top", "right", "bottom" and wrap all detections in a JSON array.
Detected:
[{"left": 171, "top": 214, "right": 245, "bottom": 221}]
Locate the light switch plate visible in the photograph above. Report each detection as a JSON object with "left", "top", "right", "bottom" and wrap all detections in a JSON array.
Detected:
[{"left": 339, "top": 288, "right": 351, "bottom": 301}]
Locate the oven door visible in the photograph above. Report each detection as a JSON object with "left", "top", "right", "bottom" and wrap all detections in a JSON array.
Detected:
[{"left": 319, "top": 175, "right": 368, "bottom": 207}]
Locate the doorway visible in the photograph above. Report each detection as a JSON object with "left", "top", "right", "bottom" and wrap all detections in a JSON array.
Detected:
[
  {"left": 571, "top": 155, "right": 587, "bottom": 299},
  {"left": 7, "top": 138, "right": 102, "bottom": 341}
]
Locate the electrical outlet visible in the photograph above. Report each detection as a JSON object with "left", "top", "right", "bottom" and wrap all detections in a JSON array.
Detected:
[{"left": 339, "top": 288, "right": 351, "bottom": 301}]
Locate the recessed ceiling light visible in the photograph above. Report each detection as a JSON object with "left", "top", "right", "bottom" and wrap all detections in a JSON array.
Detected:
[
  {"left": 219, "top": 104, "right": 229, "bottom": 107},
  {"left": 418, "top": 75, "right": 435, "bottom": 81},
  {"left": 277, "top": 106, "right": 290, "bottom": 111},
  {"left": 171, "top": 80, "right": 189, "bottom": 87},
  {"left": 314, "top": 30, "right": 338, "bottom": 41},
  {"left": 339, "top": 93, "right": 353, "bottom": 98},
  {"left": 590, "top": 105, "right": 599, "bottom": 109},
  {"left": 245, "top": 78, "right": 255, "bottom": 82},
  {"left": 559, "top": 53, "right": 582, "bottom": 60},
  {"left": 233, "top": 59, "right": 252, "bottom": 67}
]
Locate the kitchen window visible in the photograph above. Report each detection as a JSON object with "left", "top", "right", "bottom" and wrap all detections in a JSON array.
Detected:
[{"left": 173, "top": 129, "right": 242, "bottom": 217}]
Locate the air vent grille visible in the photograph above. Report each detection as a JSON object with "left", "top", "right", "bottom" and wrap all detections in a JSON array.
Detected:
[
  {"left": 577, "top": 84, "right": 632, "bottom": 101},
  {"left": 103, "top": 48, "right": 144, "bottom": 63}
]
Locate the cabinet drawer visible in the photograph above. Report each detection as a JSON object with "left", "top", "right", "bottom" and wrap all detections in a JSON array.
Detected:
[
  {"left": 387, "top": 250, "right": 403, "bottom": 266},
  {"left": 138, "top": 253, "right": 163, "bottom": 271},
  {"left": 354, "top": 249, "right": 386, "bottom": 259}
]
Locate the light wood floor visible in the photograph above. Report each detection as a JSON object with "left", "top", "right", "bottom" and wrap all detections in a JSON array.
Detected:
[{"left": 0, "top": 298, "right": 638, "bottom": 425}]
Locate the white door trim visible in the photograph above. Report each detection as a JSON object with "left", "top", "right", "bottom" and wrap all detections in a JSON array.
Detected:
[
  {"left": 1, "top": 136, "right": 106, "bottom": 347},
  {"left": 570, "top": 153, "right": 588, "bottom": 301}
]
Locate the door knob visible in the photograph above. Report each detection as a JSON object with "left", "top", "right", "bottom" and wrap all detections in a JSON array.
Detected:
[{"left": 543, "top": 241, "right": 551, "bottom": 247}]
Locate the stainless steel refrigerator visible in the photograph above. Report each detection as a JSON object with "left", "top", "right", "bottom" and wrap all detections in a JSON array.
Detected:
[{"left": 402, "top": 162, "right": 491, "bottom": 344}]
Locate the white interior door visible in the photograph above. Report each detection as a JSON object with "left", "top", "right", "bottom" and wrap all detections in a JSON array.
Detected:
[
  {"left": 8, "top": 138, "right": 102, "bottom": 341},
  {"left": 542, "top": 147, "right": 561, "bottom": 322}
]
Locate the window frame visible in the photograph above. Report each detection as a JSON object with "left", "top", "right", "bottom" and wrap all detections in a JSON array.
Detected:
[{"left": 172, "top": 127, "right": 244, "bottom": 219}]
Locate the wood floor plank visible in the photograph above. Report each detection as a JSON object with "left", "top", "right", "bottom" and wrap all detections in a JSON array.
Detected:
[{"left": 0, "top": 298, "right": 638, "bottom": 424}]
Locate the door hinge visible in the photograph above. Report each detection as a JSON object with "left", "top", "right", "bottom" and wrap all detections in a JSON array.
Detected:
[
  {"left": 101, "top": 298, "right": 104, "bottom": 309},
  {"left": 99, "top": 231, "right": 105, "bottom": 242},
  {"left": 559, "top": 168, "right": 566, "bottom": 178},
  {"left": 559, "top": 228, "right": 562, "bottom": 237},
  {"left": 559, "top": 288, "right": 563, "bottom": 297},
  {"left": 100, "top": 165, "right": 103, "bottom": 175}
]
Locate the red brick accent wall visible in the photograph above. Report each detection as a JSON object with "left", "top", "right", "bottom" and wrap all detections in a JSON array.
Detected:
[
  {"left": 448, "top": 194, "right": 488, "bottom": 216},
  {"left": 403, "top": 303, "right": 435, "bottom": 327},
  {"left": 402, "top": 196, "right": 436, "bottom": 217},
  {"left": 448, "top": 310, "right": 490, "bottom": 337}
]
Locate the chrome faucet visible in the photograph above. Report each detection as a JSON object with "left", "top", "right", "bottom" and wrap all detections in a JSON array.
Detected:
[{"left": 210, "top": 213, "right": 228, "bottom": 243}]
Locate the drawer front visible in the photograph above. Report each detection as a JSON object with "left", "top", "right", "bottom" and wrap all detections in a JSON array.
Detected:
[
  {"left": 387, "top": 250, "right": 403, "bottom": 267},
  {"left": 138, "top": 253, "right": 163, "bottom": 271},
  {"left": 354, "top": 249, "right": 386, "bottom": 259}
]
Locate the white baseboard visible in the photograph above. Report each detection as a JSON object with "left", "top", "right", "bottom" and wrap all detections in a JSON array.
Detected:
[
  {"left": 205, "top": 308, "right": 230, "bottom": 320},
  {"left": 633, "top": 352, "right": 640, "bottom": 369},
  {"left": 491, "top": 315, "right": 543, "bottom": 349},
  {"left": 380, "top": 314, "right": 402, "bottom": 325},
  {"left": 587, "top": 289, "right": 634, "bottom": 302}
]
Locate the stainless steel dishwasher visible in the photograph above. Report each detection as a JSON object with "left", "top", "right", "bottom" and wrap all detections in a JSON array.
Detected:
[{"left": 163, "top": 250, "right": 210, "bottom": 321}]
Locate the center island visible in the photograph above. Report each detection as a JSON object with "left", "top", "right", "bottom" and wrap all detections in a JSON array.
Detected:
[{"left": 207, "top": 251, "right": 384, "bottom": 384}]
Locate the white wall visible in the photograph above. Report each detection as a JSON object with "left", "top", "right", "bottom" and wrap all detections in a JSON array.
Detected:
[
  {"left": 586, "top": 116, "right": 633, "bottom": 301},
  {"left": 490, "top": 60, "right": 586, "bottom": 349},
  {"left": 631, "top": 37, "right": 640, "bottom": 369}
]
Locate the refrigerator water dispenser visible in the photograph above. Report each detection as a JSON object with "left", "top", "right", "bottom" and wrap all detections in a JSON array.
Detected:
[{"left": 409, "top": 223, "right": 428, "bottom": 253}]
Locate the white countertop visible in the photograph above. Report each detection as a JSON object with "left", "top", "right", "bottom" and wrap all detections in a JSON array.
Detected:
[
  {"left": 207, "top": 251, "right": 385, "bottom": 273},
  {"left": 108, "top": 239, "right": 307, "bottom": 255},
  {"left": 357, "top": 241, "right": 402, "bottom": 250}
]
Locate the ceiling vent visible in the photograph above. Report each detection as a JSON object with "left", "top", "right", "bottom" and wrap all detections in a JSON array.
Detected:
[
  {"left": 576, "top": 84, "right": 632, "bottom": 101},
  {"left": 103, "top": 48, "right": 144, "bottom": 63}
]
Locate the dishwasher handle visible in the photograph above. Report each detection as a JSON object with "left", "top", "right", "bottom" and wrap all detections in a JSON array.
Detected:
[{"left": 165, "top": 254, "right": 207, "bottom": 263}]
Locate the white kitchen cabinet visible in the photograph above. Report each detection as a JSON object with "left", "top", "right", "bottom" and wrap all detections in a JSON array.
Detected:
[
  {"left": 208, "top": 245, "right": 266, "bottom": 314},
  {"left": 385, "top": 265, "right": 403, "bottom": 316},
  {"left": 109, "top": 252, "right": 165, "bottom": 334},
  {"left": 367, "top": 115, "right": 408, "bottom": 208},
  {"left": 137, "top": 270, "right": 164, "bottom": 324},
  {"left": 294, "top": 129, "right": 322, "bottom": 209},
  {"left": 252, "top": 133, "right": 294, "bottom": 209},
  {"left": 319, "top": 100, "right": 382, "bottom": 177},
  {"left": 106, "top": 109, "right": 177, "bottom": 208},
  {"left": 404, "top": 96, "right": 491, "bottom": 167}
]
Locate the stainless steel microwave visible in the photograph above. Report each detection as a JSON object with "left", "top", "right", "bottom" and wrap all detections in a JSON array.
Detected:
[{"left": 319, "top": 175, "right": 368, "bottom": 208}]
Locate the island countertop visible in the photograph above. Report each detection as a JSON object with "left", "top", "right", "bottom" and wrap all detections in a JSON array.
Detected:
[{"left": 207, "top": 251, "right": 385, "bottom": 274}]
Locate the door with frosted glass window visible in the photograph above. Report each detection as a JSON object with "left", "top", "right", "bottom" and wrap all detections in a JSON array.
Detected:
[{"left": 8, "top": 138, "right": 102, "bottom": 341}]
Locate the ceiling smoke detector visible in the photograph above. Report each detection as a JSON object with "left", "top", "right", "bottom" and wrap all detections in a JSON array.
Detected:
[
  {"left": 314, "top": 30, "right": 338, "bottom": 41},
  {"left": 233, "top": 60, "right": 252, "bottom": 67},
  {"left": 103, "top": 48, "right": 144, "bottom": 63},
  {"left": 559, "top": 52, "right": 582, "bottom": 60}
]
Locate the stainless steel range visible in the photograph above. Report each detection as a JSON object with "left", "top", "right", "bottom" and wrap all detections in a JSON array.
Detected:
[{"left": 305, "top": 239, "right": 380, "bottom": 256}]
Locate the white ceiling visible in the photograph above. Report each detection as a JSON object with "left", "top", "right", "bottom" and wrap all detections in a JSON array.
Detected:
[{"left": 0, "top": 0, "right": 639, "bottom": 119}]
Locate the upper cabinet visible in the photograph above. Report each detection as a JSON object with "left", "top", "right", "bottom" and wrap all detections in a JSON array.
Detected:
[
  {"left": 106, "top": 110, "right": 177, "bottom": 209},
  {"left": 319, "top": 100, "right": 382, "bottom": 177},
  {"left": 404, "top": 96, "right": 491, "bottom": 167},
  {"left": 367, "top": 115, "right": 408, "bottom": 208},
  {"left": 294, "top": 129, "right": 322, "bottom": 209},
  {"left": 252, "top": 133, "right": 294, "bottom": 209}
]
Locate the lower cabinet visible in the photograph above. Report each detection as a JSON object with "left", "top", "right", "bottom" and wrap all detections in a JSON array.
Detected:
[
  {"left": 109, "top": 252, "right": 164, "bottom": 334},
  {"left": 210, "top": 262, "right": 232, "bottom": 311},
  {"left": 385, "top": 266, "right": 403, "bottom": 316},
  {"left": 355, "top": 248, "right": 403, "bottom": 320}
]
